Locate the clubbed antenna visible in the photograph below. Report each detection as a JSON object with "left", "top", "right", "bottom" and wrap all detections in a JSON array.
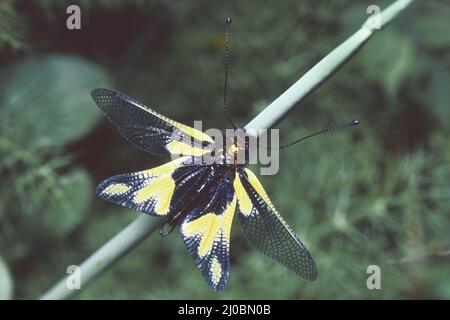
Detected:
[{"left": 277, "top": 119, "right": 360, "bottom": 150}]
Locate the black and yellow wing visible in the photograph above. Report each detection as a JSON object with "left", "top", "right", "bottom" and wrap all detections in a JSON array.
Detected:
[
  {"left": 180, "top": 167, "right": 237, "bottom": 291},
  {"left": 91, "top": 88, "right": 214, "bottom": 158},
  {"left": 98, "top": 144, "right": 237, "bottom": 291},
  {"left": 233, "top": 167, "right": 318, "bottom": 281},
  {"left": 96, "top": 156, "right": 205, "bottom": 216}
]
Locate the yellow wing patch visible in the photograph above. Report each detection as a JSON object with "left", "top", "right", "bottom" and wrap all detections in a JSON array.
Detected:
[
  {"left": 210, "top": 257, "right": 222, "bottom": 287},
  {"left": 233, "top": 174, "right": 252, "bottom": 216},
  {"left": 182, "top": 196, "right": 236, "bottom": 257},
  {"left": 97, "top": 156, "right": 191, "bottom": 217},
  {"left": 243, "top": 168, "right": 270, "bottom": 204},
  {"left": 166, "top": 140, "right": 210, "bottom": 157},
  {"left": 133, "top": 176, "right": 175, "bottom": 215},
  {"left": 102, "top": 183, "right": 131, "bottom": 196},
  {"left": 130, "top": 157, "right": 188, "bottom": 215}
]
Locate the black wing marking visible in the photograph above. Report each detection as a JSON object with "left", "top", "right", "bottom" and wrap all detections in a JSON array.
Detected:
[
  {"left": 91, "top": 88, "right": 214, "bottom": 157},
  {"left": 234, "top": 167, "right": 318, "bottom": 280}
]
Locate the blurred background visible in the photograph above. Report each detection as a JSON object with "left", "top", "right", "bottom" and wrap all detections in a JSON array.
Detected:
[{"left": 0, "top": 0, "right": 449, "bottom": 299}]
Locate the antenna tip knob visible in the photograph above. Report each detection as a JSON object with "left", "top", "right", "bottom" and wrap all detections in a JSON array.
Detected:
[
  {"left": 351, "top": 119, "right": 360, "bottom": 126},
  {"left": 226, "top": 17, "right": 232, "bottom": 25}
]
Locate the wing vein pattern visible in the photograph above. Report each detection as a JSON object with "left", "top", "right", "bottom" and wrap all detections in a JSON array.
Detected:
[{"left": 234, "top": 167, "right": 318, "bottom": 280}]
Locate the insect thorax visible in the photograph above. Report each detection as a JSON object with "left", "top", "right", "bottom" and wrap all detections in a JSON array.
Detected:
[{"left": 207, "top": 129, "right": 254, "bottom": 166}]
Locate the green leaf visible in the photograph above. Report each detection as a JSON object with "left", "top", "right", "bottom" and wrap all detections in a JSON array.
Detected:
[
  {"left": 42, "top": 168, "right": 93, "bottom": 237},
  {"left": 0, "top": 54, "right": 111, "bottom": 149},
  {"left": 412, "top": 9, "right": 450, "bottom": 49},
  {"left": 357, "top": 31, "right": 420, "bottom": 95}
]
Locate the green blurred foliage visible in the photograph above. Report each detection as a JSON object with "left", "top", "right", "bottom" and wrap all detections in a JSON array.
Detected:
[
  {"left": 0, "top": 52, "right": 111, "bottom": 296},
  {"left": 0, "top": 2, "right": 28, "bottom": 51},
  {"left": 1, "top": 55, "right": 108, "bottom": 149},
  {"left": 0, "top": 0, "right": 449, "bottom": 299}
]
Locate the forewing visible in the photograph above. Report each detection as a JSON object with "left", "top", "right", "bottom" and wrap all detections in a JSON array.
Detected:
[
  {"left": 234, "top": 167, "right": 318, "bottom": 280},
  {"left": 91, "top": 88, "right": 214, "bottom": 157},
  {"left": 96, "top": 156, "right": 205, "bottom": 216},
  {"left": 180, "top": 168, "right": 236, "bottom": 291}
]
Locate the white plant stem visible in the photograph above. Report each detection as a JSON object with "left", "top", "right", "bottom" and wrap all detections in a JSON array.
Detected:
[{"left": 40, "top": 0, "right": 414, "bottom": 300}]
